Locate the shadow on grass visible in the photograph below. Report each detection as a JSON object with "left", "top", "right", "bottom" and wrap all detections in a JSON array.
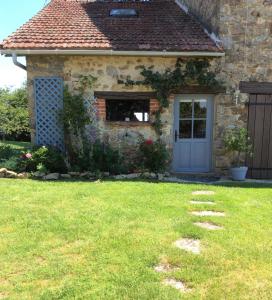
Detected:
[{"left": 29, "top": 178, "right": 272, "bottom": 189}]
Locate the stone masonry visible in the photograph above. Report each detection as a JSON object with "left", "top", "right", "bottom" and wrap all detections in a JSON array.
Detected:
[
  {"left": 26, "top": 0, "right": 272, "bottom": 174},
  {"left": 179, "top": 0, "right": 272, "bottom": 172},
  {"left": 26, "top": 55, "right": 178, "bottom": 164}
]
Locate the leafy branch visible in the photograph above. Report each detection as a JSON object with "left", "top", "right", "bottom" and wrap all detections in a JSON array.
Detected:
[{"left": 118, "top": 58, "right": 223, "bottom": 135}]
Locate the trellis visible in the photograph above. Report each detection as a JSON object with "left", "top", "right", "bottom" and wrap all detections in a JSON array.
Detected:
[{"left": 34, "top": 77, "right": 64, "bottom": 151}]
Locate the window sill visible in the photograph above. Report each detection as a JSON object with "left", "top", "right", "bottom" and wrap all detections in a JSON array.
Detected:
[{"left": 105, "top": 121, "right": 151, "bottom": 127}]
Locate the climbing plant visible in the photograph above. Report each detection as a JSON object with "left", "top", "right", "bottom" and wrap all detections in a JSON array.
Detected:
[
  {"left": 60, "top": 74, "right": 97, "bottom": 163},
  {"left": 119, "top": 58, "right": 224, "bottom": 135}
]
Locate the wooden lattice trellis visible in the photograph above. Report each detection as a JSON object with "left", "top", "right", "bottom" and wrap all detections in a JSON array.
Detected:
[{"left": 34, "top": 77, "right": 64, "bottom": 151}]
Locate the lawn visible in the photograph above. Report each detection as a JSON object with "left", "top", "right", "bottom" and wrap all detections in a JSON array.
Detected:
[
  {"left": 0, "top": 140, "right": 31, "bottom": 150},
  {"left": 0, "top": 180, "right": 271, "bottom": 299}
]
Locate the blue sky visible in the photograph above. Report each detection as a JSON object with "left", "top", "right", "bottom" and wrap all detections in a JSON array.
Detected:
[{"left": 0, "top": 0, "right": 47, "bottom": 88}]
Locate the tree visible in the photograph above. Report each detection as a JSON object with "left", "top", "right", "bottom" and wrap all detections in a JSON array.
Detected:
[{"left": 0, "top": 84, "right": 30, "bottom": 140}]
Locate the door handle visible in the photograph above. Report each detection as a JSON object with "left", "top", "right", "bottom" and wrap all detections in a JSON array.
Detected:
[{"left": 175, "top": 130, "right": 178, "bottom": 142}]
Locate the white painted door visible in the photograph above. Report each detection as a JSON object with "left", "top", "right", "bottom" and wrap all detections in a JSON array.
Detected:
[{"left": 173, "top": 95, "right": 213, "bottom": 173}]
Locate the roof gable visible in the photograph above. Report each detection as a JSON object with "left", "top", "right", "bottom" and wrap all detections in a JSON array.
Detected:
[{"left": 0, "top": 0, "right": 223, "bottom": 53}]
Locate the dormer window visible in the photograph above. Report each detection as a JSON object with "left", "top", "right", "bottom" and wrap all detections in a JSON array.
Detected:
[{"left": 110, "top": 9, "right": 138, "bottom": 17}]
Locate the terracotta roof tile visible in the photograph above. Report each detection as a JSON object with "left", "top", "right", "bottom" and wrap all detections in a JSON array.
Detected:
[{"left": 0, "top": 0, "right": 223, "bottom": 53}]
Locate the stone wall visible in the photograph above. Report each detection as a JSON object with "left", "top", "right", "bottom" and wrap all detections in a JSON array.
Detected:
[
  {"left": 25, "top": 1, "right": 272, "bottom": 175},
  {"left": 214, "top": 0, "right": 272, "bottom": 171},
  {"left": 175, "top": 0, "right": 272, "bottom": 172},
  {"left": 26, "top": 55, "right": 178, "bottom": 162},
  {"left": 27, "top": 54, "right": 246, "bottom": 174},
  {"left": 177, "top": 0, "right": 220, "bottom": 33}
]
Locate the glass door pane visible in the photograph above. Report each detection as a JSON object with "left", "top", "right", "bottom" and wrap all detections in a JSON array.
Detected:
[
  {"left": 193, "top": 120, "right": 206, "bottom": 138},
  {"left": 179, "top": 100, "right": 193, "bottom": 139},
  {"left": 194, "top": 100, "right": 207, "bottom": 118},
  {"left": 180, "top": 101, "right": 192, "bottom": 118},
  {"left": 179, "top": 120, "right": 192, "bottom": 138},
  {"left": 193, "top": 99, "right": 207, "bottom": 139}
]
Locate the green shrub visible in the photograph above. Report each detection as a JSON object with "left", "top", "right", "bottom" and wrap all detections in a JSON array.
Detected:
[
  {"left": 0, "top": 144, "right": 13, "bottom": 160},
  {"left": 137, "top": 138, "right": 169, "bottom": 173},
  {"left": 90, "top": 141, "right": 126, "bottom": 174},
  {"left": 0, "top": 142, "right": 32, "bottom": 172},
  {"left": 224, "top": 127, "right": 253, "bottom": 167},
  {"left": 19, "top": 146, "right": 67, "bottom": 173},
  {"left": 0, "top": 156, "right": 19, "bottom": 171},
  {"left": 36, "top": 163, "right": 48, "bottom": 174}
]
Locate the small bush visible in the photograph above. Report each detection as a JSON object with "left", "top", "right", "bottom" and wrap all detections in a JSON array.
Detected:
[
  {"left": 0, "top": 143, "right": 28, "bottom": 172},
  {"left": 224, "top": 127, "right": 252, "bottom": 167},
  {"left": 0, "top": 156, "right": 19, "bottom": 171},
  {"left": 19, "top": 146, "right": 67, "bottom": 173},
  {"left": 0, "top": 144, "right": 13, "bottom": 160},
  {"left": 90, "top": 141, "right": 126, "bottom": 174},
  {"left": 137, "top": 138, "right": 169, "bottom": 173}
]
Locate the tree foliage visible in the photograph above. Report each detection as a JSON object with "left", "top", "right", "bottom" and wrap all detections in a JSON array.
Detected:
[
  {"left": 0, "top": 84, "right": 30, "bottom": 139},
  {"left": 224, "top": 127, "right": 253, "bottom": 167}
]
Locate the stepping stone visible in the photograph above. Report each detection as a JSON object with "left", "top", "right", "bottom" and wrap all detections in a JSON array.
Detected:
[
  {"left": 190, "top": 200, "right": 215, "bottom": 205},
  {"left": 163, "top": 278, "right": 191, "bottom": 293},
  {"left": 154, "top": 263, "right": 180, "bottom": 273},
  {"left": 191, "top": 211, "right": 225, "bottom": 217},
  {"left": 174, "top": 238, "right": 201, "bottom": 254},
  {"left": 194, "top": 222, "right": 223, "bottom": 230},
  {"left": 192, "top": 191, "right": 215, "bottom": 195}
]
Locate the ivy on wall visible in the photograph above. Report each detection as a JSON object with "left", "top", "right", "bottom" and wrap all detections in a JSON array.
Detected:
[
  {"left": 119, "top": 58, "right": 224, "bottom": 135},
  {"left": 60, "top": 75, "right": 97, "bottom": 163}
]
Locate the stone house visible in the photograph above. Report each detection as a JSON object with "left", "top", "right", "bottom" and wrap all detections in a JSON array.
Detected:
[{"left": 1, "top": 0, "right": 272, "bottom": 178}]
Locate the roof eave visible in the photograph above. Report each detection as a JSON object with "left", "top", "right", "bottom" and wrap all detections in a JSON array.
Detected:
[{"left": 0, "top": 49, "right": 225, "bottom": 57}]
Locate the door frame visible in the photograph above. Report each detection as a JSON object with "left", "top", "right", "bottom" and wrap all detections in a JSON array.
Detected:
[{"left": 172, "top": 94, "right": 214, "bottom": 173}]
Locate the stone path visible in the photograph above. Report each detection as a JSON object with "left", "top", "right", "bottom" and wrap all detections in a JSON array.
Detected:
[
  {"left": 163, "top": 278, "right": 191, "bottom": 293},
  {"left": 194, "top": 222, "right": 223, "bottom": 230},
  {"left": 174, "top": 238, "right": 201, "bottom": 254},
  {"left": 157, "top": 190, "right": 229, "bottom": 294},
  {"left": 191, "top": 211, "right": 225, "bottom": 217},
  {"left": 154, "top": 263, "right": 180, "bottom": 273},
  {"left": 190, "top": 200, "right": 215, "bottom": 205},
  {"left": 192, "top": 191, "right": 215, "bottom": 196}
]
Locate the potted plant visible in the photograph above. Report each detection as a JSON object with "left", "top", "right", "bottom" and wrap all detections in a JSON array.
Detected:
[{"left": 224, "top": 127, "right": 253, "bottom": 181}]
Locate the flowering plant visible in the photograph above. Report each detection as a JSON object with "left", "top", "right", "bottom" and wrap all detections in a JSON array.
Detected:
[
  {"left": 18, "top": 146, "right": 66, "bottom": 173},
  {"left": 145, "top": 139, "right": 153, "bottom": 145},
  {"left": 21, "top": 152, "right": 32, "bottom": 160},
  {"left": 138, "top": 138, "right": 169, "bottom": 172}
]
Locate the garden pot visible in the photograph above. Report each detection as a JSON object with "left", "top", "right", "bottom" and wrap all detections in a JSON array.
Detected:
[{"left": 230, "top": 166, "right": 248, "bottom": 181}]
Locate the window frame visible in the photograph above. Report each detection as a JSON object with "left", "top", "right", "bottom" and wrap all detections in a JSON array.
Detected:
[{"left": 105, "top": 98, "right": 150, "bottom": 123}]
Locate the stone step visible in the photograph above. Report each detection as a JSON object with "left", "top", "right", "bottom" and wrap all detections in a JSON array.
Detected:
[
  {"left": 191, "top": 211, "right": 225, "bottom": 217},
  {"left": 174, "top": 238, "right": 201, "bottom": 254},
  {"left": 194, "top": 222, "right": 223, "bottom": 230},
  {"left": 192, "top": 191, "right": 215, "bottom": 195},
  {"left": 163, "top": 278, "right": 191, "bottom": 293},
  {"left": 190, "top": 201, "right": 215, "bottom": 205}
]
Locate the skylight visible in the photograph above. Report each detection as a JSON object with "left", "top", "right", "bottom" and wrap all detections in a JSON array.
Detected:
[{"left": 110, "top": 9, "right": 138, "bottom": 17}]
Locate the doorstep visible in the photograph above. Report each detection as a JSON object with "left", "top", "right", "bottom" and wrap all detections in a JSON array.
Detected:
[
  {"left": 170, "top": 172, "right": 220, "bottom": 183},
  {"left": 217, "top": 177, "right": 272, "bottom": 185}
]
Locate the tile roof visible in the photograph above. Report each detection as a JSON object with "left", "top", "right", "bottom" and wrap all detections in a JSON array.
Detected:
[{"left": 0, "top": 0, "right": 223, "bottom": 53}]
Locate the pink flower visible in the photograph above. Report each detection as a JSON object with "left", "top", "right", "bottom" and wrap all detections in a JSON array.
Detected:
[
  {"left": 25, "top": 153, "right": 32, "bottom": 159},
  {"left": 145, "top": 139, "right": 153, "bottom": 145},
  {"left": 21, "top": 153, "right": 32, "bottom": 160}
]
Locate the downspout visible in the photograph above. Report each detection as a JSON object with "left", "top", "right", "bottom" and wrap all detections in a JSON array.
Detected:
[{"left": 12, "top": 53, "right": 26, "bottom": 70}]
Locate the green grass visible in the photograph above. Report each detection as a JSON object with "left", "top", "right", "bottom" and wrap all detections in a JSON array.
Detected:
[
  {"left": 0, "top": 180, "right": 271, "bottom": 299},
  {"left": 0, "top": 140, "right": 31, "bottom": 151}
]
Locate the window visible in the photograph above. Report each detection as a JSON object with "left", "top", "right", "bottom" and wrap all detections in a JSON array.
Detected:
[
  {"left": 110, "top": 9, "right": 138, "bottom": 17},
  {"left": 179, "top": 99, "right": 207, "bottom": 139},
  {"left": 106, "top": 99, "right": 150, "bottom": 122}
]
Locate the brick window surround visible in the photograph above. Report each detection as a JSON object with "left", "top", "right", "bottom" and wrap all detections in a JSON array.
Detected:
[{"left": 95, "top": 98, "right": 160, "bottom": 122}]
